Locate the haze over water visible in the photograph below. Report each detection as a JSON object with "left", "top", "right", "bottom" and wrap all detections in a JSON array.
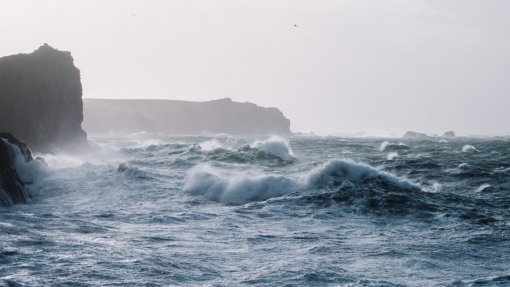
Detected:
[{"left": 1, "top": 0, "right": 509, "bottom": 135}]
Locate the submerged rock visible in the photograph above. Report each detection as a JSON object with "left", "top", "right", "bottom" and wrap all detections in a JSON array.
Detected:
[
  {"left": 0, "top": 133, "right": 33, "bottom": 206},
  {"left": 0, "top": 44, "right": 87, "bottom": 152}
]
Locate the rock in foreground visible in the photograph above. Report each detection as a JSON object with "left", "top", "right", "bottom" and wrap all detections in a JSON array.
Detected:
[
  {"left": 0, "top": 44, "right": 87, "bottom": 152},
  {"left": 0, "top": 133, "right": 33, "bottom": 206}
]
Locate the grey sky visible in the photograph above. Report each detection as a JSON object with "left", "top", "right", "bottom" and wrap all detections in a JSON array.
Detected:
[{"left": 1, "top": 0, "right": 509, "bottom": 135}]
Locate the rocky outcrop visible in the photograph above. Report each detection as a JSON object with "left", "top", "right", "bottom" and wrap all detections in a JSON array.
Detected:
[
  {"left": 442, "top": 131, "right": 456, "bottom": 138},
  {"left": 83, "top": 98, "right": 292, "bottom": 135},
  {"left": 0, "top": 44, "right": 87, "bottom": 152},
  {"left": 0, "top": 133, "right": 33, "bottom": 206},
  {"left": 402, "top": 131, "right": 429, "bottom": 138}
]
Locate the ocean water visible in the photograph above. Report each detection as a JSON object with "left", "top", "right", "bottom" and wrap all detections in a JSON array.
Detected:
[{"left": 1, "top": 135, "right": 509, "bottom": 286}]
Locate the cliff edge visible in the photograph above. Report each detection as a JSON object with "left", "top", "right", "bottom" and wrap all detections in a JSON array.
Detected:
[{"left": 0, "top": 44, "right": 87, "bottom": 152}]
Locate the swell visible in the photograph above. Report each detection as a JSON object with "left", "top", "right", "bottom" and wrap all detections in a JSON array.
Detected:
[
  {"left": 183, "top": 159, "right": 422, "bottom": 205},
  {"left": 183, "top": 155, "right": 509, "bottom": 223}
]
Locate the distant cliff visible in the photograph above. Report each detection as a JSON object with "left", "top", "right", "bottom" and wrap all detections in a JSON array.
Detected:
[
  {"left": 0, "top": 44, "right": 87, "bottom": 152},
  {"left": 83, "top": 98, "right": 291, "bottom": 135}
]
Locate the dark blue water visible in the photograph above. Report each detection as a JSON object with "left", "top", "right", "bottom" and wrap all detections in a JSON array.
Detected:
[{"left": 1, "top": 135, "right": 509, "bottom": 286}]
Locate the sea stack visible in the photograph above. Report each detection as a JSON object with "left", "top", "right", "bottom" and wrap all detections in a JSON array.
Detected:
[
  {"left": 0, "top": 133, "right": 33, "bottom": 206},
  {"left": 0, "top": 44, "right": 87, "bottom": 152}
]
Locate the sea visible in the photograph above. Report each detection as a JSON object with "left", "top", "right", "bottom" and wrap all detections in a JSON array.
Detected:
[{"left": 1, "top": 134, "right": 509, "bottom": 286}]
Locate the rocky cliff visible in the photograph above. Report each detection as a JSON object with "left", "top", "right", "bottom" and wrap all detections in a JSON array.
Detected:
[
  {"left": 0, "top": 133, "right": 33, "bottom": 206},
  {"left": 0, "top": 44, "right": 87, "bottom": 152},
  {"left": 83, "top": 98, "right": 291, "bottom": 135}
]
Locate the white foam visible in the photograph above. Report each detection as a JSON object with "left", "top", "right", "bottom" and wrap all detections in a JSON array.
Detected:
[
  {"left": 183, "top": 164, "right": 298, "bottom": 204},
  {"left": 303, "top": 159, "right": 419, "bottom": 191},
  {"left": 379, "top": 141, "right": 409, "bottom": 152},
  {"left": 462, "top": 144, "right": 478, "bottom": 152},
  {"left": 184, "top": 159, "right": 421, "bottom": 204},
  {"left": 37, "top": 153, "right": 84, "bottom": 169},
  {"left": 386, "top": 152, "right": 399, "bottom": 161},
  {"left": 475, "top": 184, "right": 491, "bottom": 192},
  {"left": 427, "top": 182, "right": 442, "bottom": 193},
  {"left": 199, "top": 139, "right": 225, "bottom": 151},
  {"left": 251, "top": 136, "right": 294, "bottom": 160},
  {"left": 380, "top": 141, "right": 390, "bottom": 151},
  {"left": 133, "top": 138, "right": 163, "bottom": 149}
]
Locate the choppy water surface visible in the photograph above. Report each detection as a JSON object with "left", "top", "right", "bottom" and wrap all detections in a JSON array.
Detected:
[{"left": 1, "top": 135, "right": 509, "bottom": 286}]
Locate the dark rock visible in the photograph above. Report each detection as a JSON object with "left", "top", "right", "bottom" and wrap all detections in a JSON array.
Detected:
[
  {"left": 0, "top": 133, "right": 33, "bottom": 206},
  {"left": 83, "top": 98, "right": 291, "bottom": 135},
  {"left": 402, "top": 131, "right": 429, "bottom": 138},
  {"left": 442, "top": 131, "right": 456, "bottom": 138},
  {"left": 0, "top": 44, "right": 87, "bottom": 152}
]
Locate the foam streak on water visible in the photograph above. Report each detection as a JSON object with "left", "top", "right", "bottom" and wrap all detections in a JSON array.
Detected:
[{"left": 1, "top": 135, "right": 509, "bottom": 286}]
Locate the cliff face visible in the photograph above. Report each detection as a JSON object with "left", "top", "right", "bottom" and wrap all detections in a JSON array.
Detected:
[
  {"left": 0, "top": 133, "right": 33, "bottom": 207},
  {"left": 83, "top": 98, "right": 291, "bottom": 135},
  {"left": 0, "top": 44, "right": 87, "bottom": 152}
]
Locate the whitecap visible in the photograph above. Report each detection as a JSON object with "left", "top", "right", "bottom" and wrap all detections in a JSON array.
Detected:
[
  {"left": 183, "top": 164, "right": 298, "bottom": 204},
  {"left": 379, "top": 141, "right": 390, "bottom": 152},
  {"left": 462, "top": 145, "right": 478, "bottom": 152},
  {"left": 251, "top": 136, "right": 294, "bottom": 161},
  {"left": 184, "top": 159, "right": 421, "bottom": 204},
  {"left": 379, "top": 141, "right": 410, "bottom": 152},
  {"left": 199, "top": 139, "right": 225, "bottom": 151},
  {"left": 475, "top": 184, "right": 491, "bottom": 192},
  {"left": 386, "top": 152, "right": 399, "bottom": 161},
  {"left": 427, "top": 182, "right": 442, "bottom": 193}
]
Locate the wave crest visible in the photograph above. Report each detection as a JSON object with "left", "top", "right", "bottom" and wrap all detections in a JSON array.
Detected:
[
  {"left": 379, "top": 141, "right": 410, "bottom": 152},
  {"left": 251, "top": 136, "right": 295, "bottom": 161},
  {"left": 184, "top": 159, "right": 421, "bottom": 205},
  {"left": 462, "top": 144, "right": 478, "bottom": 152}
]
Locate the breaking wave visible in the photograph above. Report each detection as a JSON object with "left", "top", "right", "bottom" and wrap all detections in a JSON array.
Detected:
[
  {"left": 250, "top": 136, "right": 295, "bottom": 161},
  {"left": 386, "top": 152, "right": 399, "bottom": 160},
  {"left": 379, "top": 141, "right": 410, "bottom": 152},
  {"left": 462, "top": 144, "right": 478, "bottom": 152},
  {"left": 184, "top": 159, "right": 421, "bottom": 205}
]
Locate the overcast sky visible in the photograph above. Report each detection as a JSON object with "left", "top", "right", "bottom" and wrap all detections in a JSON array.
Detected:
[{"left": 1, "top": 0, "right": 509, "bottom": 135}]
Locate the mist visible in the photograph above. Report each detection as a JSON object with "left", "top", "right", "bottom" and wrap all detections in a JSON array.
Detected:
[{"left": 1, "top": 0, "right": 509, "bottom": 136}]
